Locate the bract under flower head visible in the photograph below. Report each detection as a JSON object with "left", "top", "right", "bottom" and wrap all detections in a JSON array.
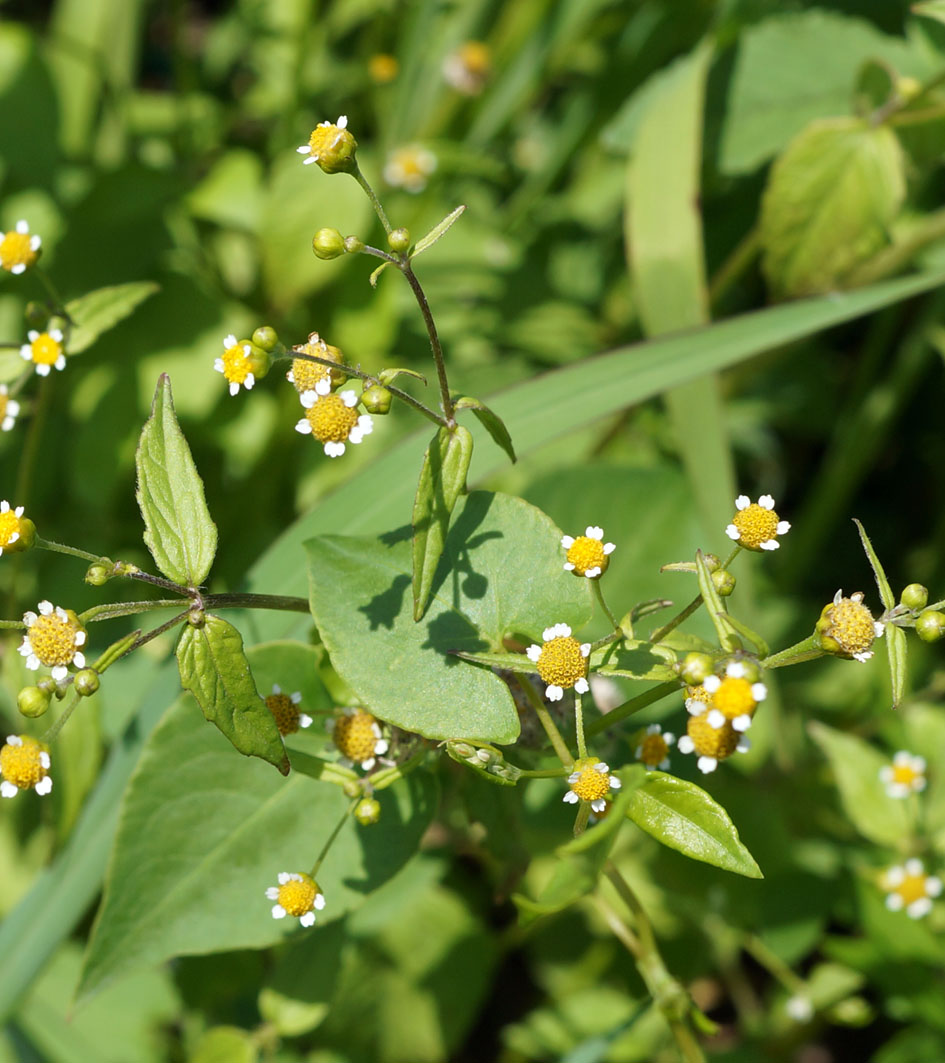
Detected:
[
  {"left": 20, "top": 329, "right": 65, "bottom": 376},
  {"left": 563, "top": 757, "right": 622, "bottom": 813},
  {"left": 295, "top": 386, "right": 373, "bottom": 457},
  {"left": 1, "top": 734, "right": 52, "bottom": 798},
  {"left": 0, "top": 500, "right": 26, "bottom": 556},
  {"left": 327, "top": 708, "right": 389, "bottom": 770},
  {"left": 0, "top": 220, "right": 41, "bottom": 274},
  {"left": 880, "top": 751, "right": 927, "bottom": 799},
  {"left": 0, "top": 384, "right": 20, "bottom": 432},
  {"left": 815, "top": 589, "right": 884, "bottom": 662},
  {"left": 297, "top": 116, "right": 357, "bottom": 173},
  {"left": 526, "top": 623, "right": 591, "bottom": 701},
  {"left": 561, "top": 525, "right": 616, "bottom": 579},
  {"left": 265, "top": 684, "right": 312, "bottom": 736},
  {"left": 725, "top": 494, "right": 790, "bottom": 551},
  {"left": 883, "top": 858, "right": 942, "bottom": 919},
  {"left": 266, "top": 871, "right": 325, "bottom": 927},
  {"left": 18, "top": 600, "right": 87, "bottom": 680},
  {"left": 383, "top": 145, "right": 437, "bottom": 193},
  {"left": 678, "top": 714, "right": 749, "bottom": 774},
  {"left": 214, "top": 334, "right": 255, "bottom": 396},
  {"left": 701, "top": 661, "right": 767, "bottom": 732},
  {"left": 635, "top": 723, "right": 675, "bottom": 770}
]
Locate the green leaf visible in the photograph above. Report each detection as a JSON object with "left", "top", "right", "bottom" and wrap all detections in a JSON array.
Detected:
[
  {"left": 626, "top": 772, "right": 763, "bottom": 878},
  {"left": 307, "top": 491, "right": 592, "bottom": 743},
  {"left": 190, "top": 1027, "right": 258, "bottom": 1063},
  {"left": 454, "top": 395, "right": 516, "bottom": 463},
  {"left": 760, "top": 117, "right": 906, "bottom": 298},
  {"left": 852, "top": 518, "right": 895, "bottom": 610},
  {"left": 808, "top": 721, "right": 911, "bottom": 846},
  {"left": 412, "top": 425, "right": 473, "bottom": 621},
  {"left": 369, "top": 260, "right": 391, "bottom": 287},
  {"left": 718, "top": 612, "right": 770, "bottom": 658},
  {"left": 913, "top": 1, "right": 945, "bottom": 26},
  {"left": 592, "top": 641, "right": 678, "bottom": 682},
  {"left": 695, "top": 549, "right": 736, "bottom": 652},
  {"left": 452, "top": 649, "right": 539, "bottom": 675},
  {"left": 176, "top": 615, "right": 288, "bottom": 774},
  {"left": 378, "top": 366, "right": 427, "bottom": 387},
  {"left": 77, "top": 646, "right": 437, "bottom": 1001},
  {"left": 411, "top": 204, "right": 465, "bottom": 258},
  {"left": 513, "top": 845, "right": 612, "bottom": 924},
  {"left": 135, "top": 374, "right": 218, "bottom": 587},
  {"left": 886, "top": 624, "right": 908, "bottom": 710},
  {"left": 64, "top": 281, "right": 159, "bottom": 355}
]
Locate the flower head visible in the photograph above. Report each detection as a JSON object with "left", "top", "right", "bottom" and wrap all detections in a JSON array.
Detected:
[
  {"left": 327, "top": 708, "right": 388, "bottom": 770},
  {"left": 18, "top": 600, "right": 87, "bottom": 680},
  {"left": 635, "top": 723, "right": 675, "bottom": 770},
  {"left": 882, "top": 859, "right": 942, "bottom": 918},
  {"left": 295, "top": 385, "right": 373, "bottom": 457},
  {"left": 442, "top": 41, "right": 491, "bottom": 95},
  {"left": 266, "top": 871, "right": 325, "bottom": 927},
  {"left": 0, "top": 734, "right": 52, "bottom": 798},
  {"left": 563, "top": 757, "right": 622, "bottom": 813},
  {"left": 677, "top": 714, "right": 749, "bottom": 774},
  {"left": 561, "top": 525, "right": 615, "bottom": 579},
  {"left": 214, "top": 334, "right": 255, "bottom": 396},
  {"left": 525, "top": 623, "right": 591, "bottom": 701},
  {"left": 725, "top": 494, "right": 790, "bottom": 552},
  {"left": 383, "top": 145, "right": 437, "bottom": 193},
  {"left": 696, "top": 661, "right": 767, "bottom": 733},
  {"left": 265, "top": 684, "right": 312, "bottom": 736},
  {"left": 0, "top": 501, "right": 27, "bottom": 557},
  {"left": 880, "top": 751, "right": 927, "bottom": 799},
  {"left": 0, "top": 384, "right": 20, "bottom": 432},
  {"left": 297, "top": 116, "right": 357, "bottom": 174},
  {"left": 815, "top": 589, "right": 884, "bottom": 662},
  {"left": 287, "top": 334, "right": 345, "bottom": 393},
  {"left": 20, "top": 329, "right": 65, "bottom": 376},
  {"left": 0, "top": 220, "right": 42, "bottom": 274},
  {"left": 368, "top": 54, "right": 399, "bottom": 84}
]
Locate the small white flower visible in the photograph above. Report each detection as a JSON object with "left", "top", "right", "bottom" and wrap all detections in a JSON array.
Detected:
[
  {"left": 525, "top": 623, "right": 591, "bottom": 701},
  {"left": 884, "top": 858, "right": 943, "bottom": 919},
  {"left": 634, "top": 723, "right": 675, "bottom": 771},
  {"left": 265, "top": 871, "right": 326, "bottom": 927},
  {"left": 18, "top": 600, "right": 87, "bottom": 680},
  {"left": 879, "top": 751, "right": 927, "bottom": 799},
  {"left": 0, "top": 385, "right": 20, "bottom": 431},
  {"left": 295, "top": 387, "right": 373, "bottom": 458},
  {"left": 563, "top": 758, "right": 622, "bottom": 813},
  {"left": 725, "top": 494, "right": 791, "bottom": 551},
  {"left": 21, "top": 328, "right": 66, "bottom": 375},
  {"left": 383, "top": 144, "right": 437, "bottom": 193},
  {"left": 297, "top": 116, "right": 349, "bottom": 163}
]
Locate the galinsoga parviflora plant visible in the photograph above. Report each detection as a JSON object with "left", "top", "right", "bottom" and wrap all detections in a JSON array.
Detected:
[{"left": 3, "top": 116, "right": 945, "bottom": 1061}]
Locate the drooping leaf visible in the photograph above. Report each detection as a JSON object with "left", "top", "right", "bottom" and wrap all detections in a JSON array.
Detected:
[
  {"left": 135, "top": 375, "right": 218, "bottom": 587},
  {"left": 411, "top": 204, "right": 465, "bottom": 258},
  {"left": 626, "top": 772, "right": 763, "bottom": 878},
  {"left": 760, "top": 117, "right": 906, "bottom": 298},
  {"left": 64, "top": 281, "right": 159, "bottom": 354},
  {"left": 454, "top": 395, "right": 516, "bottom": 463},
  {"left": 176, "top": 615, "right": 288, "bottom": 774},
  {"left": 307, "top": 491, "right": 592, "bottom": 743},
  {"left": 412, "top": 425, "right": 473, "bottom": 621},
  {"left": 808, "top": 721, "right": 912, "bottom": 847}
]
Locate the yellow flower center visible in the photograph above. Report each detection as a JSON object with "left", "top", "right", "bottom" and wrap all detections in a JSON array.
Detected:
[
  {"left": 569, "top": 758, "right": 611, "bottom": 803},
  {"left": 0, "top": 510, "right": 21, "bottom": 548},
  {"left": 685, "top": 684, "right": 712, "bottom": 708},
  {"left": 894, "top": 872, "right": 930, "bottom": 907},
  {"left": 638, "top": 733, "right": 669, "bottom": 767},
  {"left": 822, "top": 597, "right": 876, "bottom": 656},
  {"left": 686, "top": 715, "right": 739, "bottom": 760},
  {"left": 29, "top": 333, "right": 62, "bottom": 367},
  {"left": 536, "top": 636, "right": 587, "bottom": 690},
  {"left": 305, "top": 394, "right": 358, "bottom": 444},
  {"left": 266, "top": 692, "right": 301, "bottom": 735},
  {"left": 457, "top": 40, "right": 490, "bottom": 75},
  {"left": 731, "top": 503, "right": 780, "bottom": 549},
  {"left": 306, "top": 123, "right": 357, "bottom": 172},
  {"left": 28, "top": 612, "right": 83, "bottom": 667},
  {"left": 565, "top": 536, "right": 610, "bottom": 577},
  {"left": 397, "top": 150, "right": 426, "bottom": 178},
  {"left": 892, "top": 763, "right": 921, "bottom": 786},
  {"left": 369, "top": 54, "right": 399, "bottom": 83},
  {"left": 278, "top": 874, "right": 319, "bottom": 917},
  {"left": 1, "top": 736, "right": 49, "bottom": 790},
  {"left": 711, "top": 676, "right": 757, "bottom": 721},
  {"left": 0, "top": 230, "right": 37, "bottom": 272},
  {"left": 222, "top": 342, "right": 252, "bottom": 384},
  {"left": 0, "top": 393, "right": 8, "bottom": 420},
  {"left": 333, "top": 710, "right": 380, "bottom": 763},
  {"left": 289, "top": 346, "right": 330, "bottom": 393}
]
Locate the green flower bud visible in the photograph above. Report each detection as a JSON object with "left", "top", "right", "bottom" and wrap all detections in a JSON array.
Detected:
[
  {"left": 344, "top": 235, "right": 364, "bottom": 254},
  {"left": 680, "top": 652, "right": 715, "bottom": 685},
  {"left": 245, "top": 343, "right": 271, "bottom": 380},
  {"left": 361, "top": 384, "right": 392, "bottom": 415},
  {"left": 85, "top": 562, "right": 111, "bottom": 586},
  {"left": 312, "top": 228, "right": 346, "bottom": 260},
  {"left": 354, "top": 797, "right": 381, "bottom": 825},
  {"left": 702, "top": 553, "right": 721, "bottom": 573},
  {"left": 901, "top": 583, "right": 929, "bottom": 611},
  {"left": 711, "top": 569, "right": 736, "bottom": 597},
  {"left": 388, "top": 228, "right": 410, "bottom": 253},
  {"left": 74, "top": 669, "right": 100, "bottom": 696},
  {"left": 17, "top": 685, "right": 51, "bottom": 718},
  {"left": 252, "top": 326, "right": 279, "bottom": 352},
  {"left": 916, "top": 610, "right": 945, "bottom": 643},
  {"left": 299, "top": 116, "right": 357, "bottom": 174}
]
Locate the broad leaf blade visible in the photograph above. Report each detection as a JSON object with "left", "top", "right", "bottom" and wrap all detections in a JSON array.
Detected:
[
  {"left": 65, "top": 281, "right": 159, "bottom": 354},
  {"left": 454, "top": 396, "right": 516, "bottom": 463},
  {"left": 853, "top": 517, "right": 895, "bottom": 610},
  {"left": 176, "top": 615, "right": 288, "bottom": 774},
  {"left": 412, "top": 425, "right": 473, "bottom": 621},
  {"left": 627, "top": 772, "right": 763, "bottom": 878},
  {"left": 136, "top": 375, "right": 218, "bottom": 587},
  {"left": 411, "top": 204, "right": 465, "bottom": 258}
]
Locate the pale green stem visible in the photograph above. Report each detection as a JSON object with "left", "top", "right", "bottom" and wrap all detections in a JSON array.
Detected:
[
  {"left": 574, "top": 693, "right": 587, "bottom": 759},
  {"left": 370, "top": 749, "right": 427, "bottom": 790},
  {"left": 592, "top": 579, "right": 620, "bottom": 631},
  {"left": 310, "top": 798, "right": 360, "bottom": 877},
  {"left": 42, "top": 691, "right": 81, "bottom": 744},
  {"left": 585, "top": 681, "right": 679, "bottom": 738},
  {"left": 34, "top": 536, "right": 103, "bottom": 564},
  {"left": 520, "top": 678, "right": 573, "bottom": 767},
  {"left": 351, "top": 163, "right": 392, "bottom": 234},
  {"left": 761, "top": 633, "right": 824, "bottom": 670},
  {"left": 649, "top": 547, "right": 740, "bottom": 645},
  {"left": 400, "top": 263, "right": 455, "bottom": 424}
]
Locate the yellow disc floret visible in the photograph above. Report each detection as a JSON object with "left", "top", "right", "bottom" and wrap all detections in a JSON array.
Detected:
[
  {"left": 19, "top": 601, "right": 87, "bottom": 681},
  {"left": 21, "top": 329, "right": 66, "bottom": 375},
  {"left": 1, "top": 734, "right": 52, "bottom": 797},
  {"left": 304, "top": 393, "right": 359, "bottom": 444},
  {"left": 561, "top": 525, "right": 615, "bottom": 579},
  {"left": 636, "top": 725, "right": 674, "bottom": 770},
  {"left": 815, "top": 590, "right": 883, "bottom": 662},
  {"left": 0, "top": 505, "right": 23, "bottom": 552},
  {"left": 725, "top": 494, "right": 790, "bottom": 551},
  {"left": 678, "top": 714, "right": 747, "bottom": 773},
  {"left": 0, "top": 221, "right": 41, "bottom": 274},
  {"left": 569, "top": 758, "right": 611, "bottom": 803},
  {"left": 526, "top": 624, "right": 591, "bottom": 701},
  {"left": 265, "top": 685, "right": 310, "bottom": 736},
  {"left": 330, "top": 708, "right": 387, "bottom": 768},
  {"left": 297, "top": 116, "right": 357, "bottom": 173},
  {"left": 883, "top": 859, "right": 942, "bottom": 918},
  {"left": 266, "top": 871, "right": 325, "bottom": 926}
]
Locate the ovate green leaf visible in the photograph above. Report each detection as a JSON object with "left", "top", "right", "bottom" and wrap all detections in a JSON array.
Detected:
[
  {"left": 65, "top": 281, "right": 159, "bottom": 355},
  {"left": 135, "top": 375, "right": 218, "bottom": 586},
  {"left": 760, "top": 117, "right": 906, "bottom": 298},
  {"left": 176, "top": 615, "right": 288, "bottom": 774},
  {"left": 627, "top": 772, "right": 763, "bottom": 878},
  {"left": 412, "top": 425, "right": 473, "bottom": 621}
]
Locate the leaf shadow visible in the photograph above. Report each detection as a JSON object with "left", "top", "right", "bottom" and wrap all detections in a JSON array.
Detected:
[
  {"left": 359, "top": 573, "right": 410, "bottom": 631},
  {"left": 432, "top": 491, "right": 504, "bottom": 608}
]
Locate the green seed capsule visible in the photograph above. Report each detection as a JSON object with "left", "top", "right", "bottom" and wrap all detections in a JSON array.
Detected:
[
  {"left": 916, "top": 610, "right": 945, "bottom": 643},
  {"left": 312, "top": 228, "right": 346, "bottom": 259},
  {"left": 74, "top": 669, "right": 100, "bottom": 696},
  {"left": 17, "top": 685, "right": 51, "bottom": 718},
  {"left": 252, "top": 326, "right": 279, "bottom": 351},
  {"left": 901, "top": 583, "right": 929, "bottom": 611},
  {"left": 388, "top": 228, "right": 410, "bottom": 253}
]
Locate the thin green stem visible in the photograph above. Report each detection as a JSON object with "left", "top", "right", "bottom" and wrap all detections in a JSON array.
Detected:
[
  {"left": 0, "top": 619, "right": 25, "bottom": 630},
  {"left": 574, "top": 693, "right": 587, "bottom": 759},
  {"left": 202, "top": 593, "right": 310, "bottom": 613},
  {"left": 870, "top": 67, "right": 945, "bottom": 127},
  {"left": 518, "top": 766, "right": 569, "bottom": 779},
  {"left": 351, "top": 163, "right": 393, "bottom": 234},
  {"left": 42, "top": 691, "right": 81, "bottom": 744},
  {"left": 34, "top": 537, "right": 103, "bottom": 564},
  {"left": 761, "top": 634, "right": 824, "bottom": 670},
  {"left": 572, "top": 801, "right": 590, "bottom": 837},
  {"left": 370, "top": 749, "right": 428, "bottom": 790},
  {"left": 585, "top": 681, "right": 679, "bottom": 738},
  {"left": 592, "top": 579, "right": 620, "bottom": 630},
  {"left": 520, "top": 678, "right": 573, "bottom": 767},
  {"left": 400, "top": 263, "right": 454, "bottom": 424},
  {"left": 310, "top": 798, "right": 359, "bottom": 877},
  {"left": 649, "top": 546, "right": 740, "bottom": 644},
  {"left": 127, "top": 569, "right": 192, "bottom": 595},
  {"left": 34, "top": 267, "right": 71, "bottom": 321},
  {"left": 14, "top": 375, "right": 50, "bottom": 508},
  {"left": 708, "top": 226, "right": 761, "bottom": 309},
  {"left": 79, "top": 599, "right": 185, "bottom": 624}
]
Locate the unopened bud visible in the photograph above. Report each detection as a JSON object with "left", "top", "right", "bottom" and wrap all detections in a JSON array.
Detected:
[
  {"left": 388, "top": 228, "right": 410, "bottom": 253},
  {"left": 17, "top": 685, "right": 51, "bottom": 718},
  {"left": 354, "top": 797, "right": 381, "bottom": 825},
  {"left": 344, "top": 235, "right": 364, "bottom": 254},
  {"left": 916, "top": 610, "right": 945, "bottom": 643},
  {"left": 85, "top": 563, "right": 111, "bottom": 587},
  {"left": 312, "top": 228, "right": 346, "bottom": 260},
  {"left": 252, "top": 326, "right": 279, "bottom": 352},
  {"left": 361, "top": 384, "right": 392, "bottom": 414},
  {"left": 74, "top": 669, "right": 100, "bottom": 696},
  {"left": 901, "top": 583, "right": 929, "bottom": 611},
  {"left": 712, "top": 569, "right": 736, "bottom": 597},
  {"left": 680, "top": 652, "right": 714, "bottom": 686}
]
